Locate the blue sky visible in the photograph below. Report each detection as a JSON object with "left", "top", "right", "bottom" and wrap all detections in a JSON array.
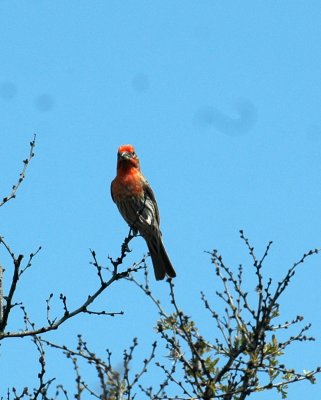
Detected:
[{"left": 1, "top": 1, "right": 321, "bottom": 398}]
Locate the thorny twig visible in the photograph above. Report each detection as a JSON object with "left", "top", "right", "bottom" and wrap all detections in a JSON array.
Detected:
[
  {"left": 0, "top": 248, "right": 127, "bottom": 338},
  {"left": 128, "top": 232, "right": 321, "bottom": 399},
  {"left": 0, "top": 135, "right": 36, "bottom": 208},
  {"left": 0, "top": 233, "right": 145, "bottom": 339},
  {"left": 40, "top": 335, "right": 156, "bottom": 400}
]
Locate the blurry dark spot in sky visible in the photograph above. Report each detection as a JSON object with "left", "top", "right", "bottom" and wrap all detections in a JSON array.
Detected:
[
  {"left": 0, "top": 81, "right": 17, "bottom": 99},
  {"left": 34, "top": 94, "right": 55, "bottom": 112},
  {"left": 131, "top": 73, "right": 150, "bottom": 93},
  {"left": 195, "top": 99, "right": 258, "bottom": 136}
]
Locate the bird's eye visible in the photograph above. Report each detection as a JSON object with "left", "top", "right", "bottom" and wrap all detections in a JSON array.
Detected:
[{"left": 131, "top": 151, "right": 136, "bottom": 157}]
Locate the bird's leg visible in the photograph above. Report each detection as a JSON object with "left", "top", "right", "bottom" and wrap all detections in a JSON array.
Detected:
[
  {"left": 118, "top": 228, "right": 136, "bottom": 263},
  {"left": 129, "top": 226, "right": 139, "bottom": 237}
]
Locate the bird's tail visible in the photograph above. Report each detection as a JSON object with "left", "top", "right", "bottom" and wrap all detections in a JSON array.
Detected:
[{"left": 146, "top": 236, "right": 176, "bottom": 281}]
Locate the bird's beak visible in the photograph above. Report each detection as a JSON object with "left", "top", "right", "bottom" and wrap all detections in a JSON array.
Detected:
[{"left": 118, "top": 152, "right": 131, "bottom": 161}]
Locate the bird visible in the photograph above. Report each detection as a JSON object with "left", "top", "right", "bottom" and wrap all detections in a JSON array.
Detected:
[{"left": 111, "top": 144, "right": 176, "bottom": 281}]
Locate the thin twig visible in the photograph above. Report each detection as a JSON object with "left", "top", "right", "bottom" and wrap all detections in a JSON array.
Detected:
[{"left": 0, "top": 135, "right": 36, "bottom": 208}]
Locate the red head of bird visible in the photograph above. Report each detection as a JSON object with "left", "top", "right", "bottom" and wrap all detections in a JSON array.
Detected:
[{"left": 117, "top": 144, "right": 140, "bottom": 172}]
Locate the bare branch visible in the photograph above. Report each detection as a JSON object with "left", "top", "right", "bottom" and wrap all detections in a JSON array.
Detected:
[
  {"left": 0, "top": 135, "right": 36, "bottom": 208},
  {"left": 0, "top": 238, "right": 139, "bottom": 340}
]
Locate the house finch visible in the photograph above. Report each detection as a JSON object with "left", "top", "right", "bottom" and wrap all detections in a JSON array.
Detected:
[{"left": 111, "top": 144, "right": 176, "bottom": 280}]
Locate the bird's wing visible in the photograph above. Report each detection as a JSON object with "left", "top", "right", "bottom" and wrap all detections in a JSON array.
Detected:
[
  {"left": 143, "top": 181, "right": 160, "bottom": 226},
  {"left": 110, "top": 180, "right": 115, "bottom": 202}
]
